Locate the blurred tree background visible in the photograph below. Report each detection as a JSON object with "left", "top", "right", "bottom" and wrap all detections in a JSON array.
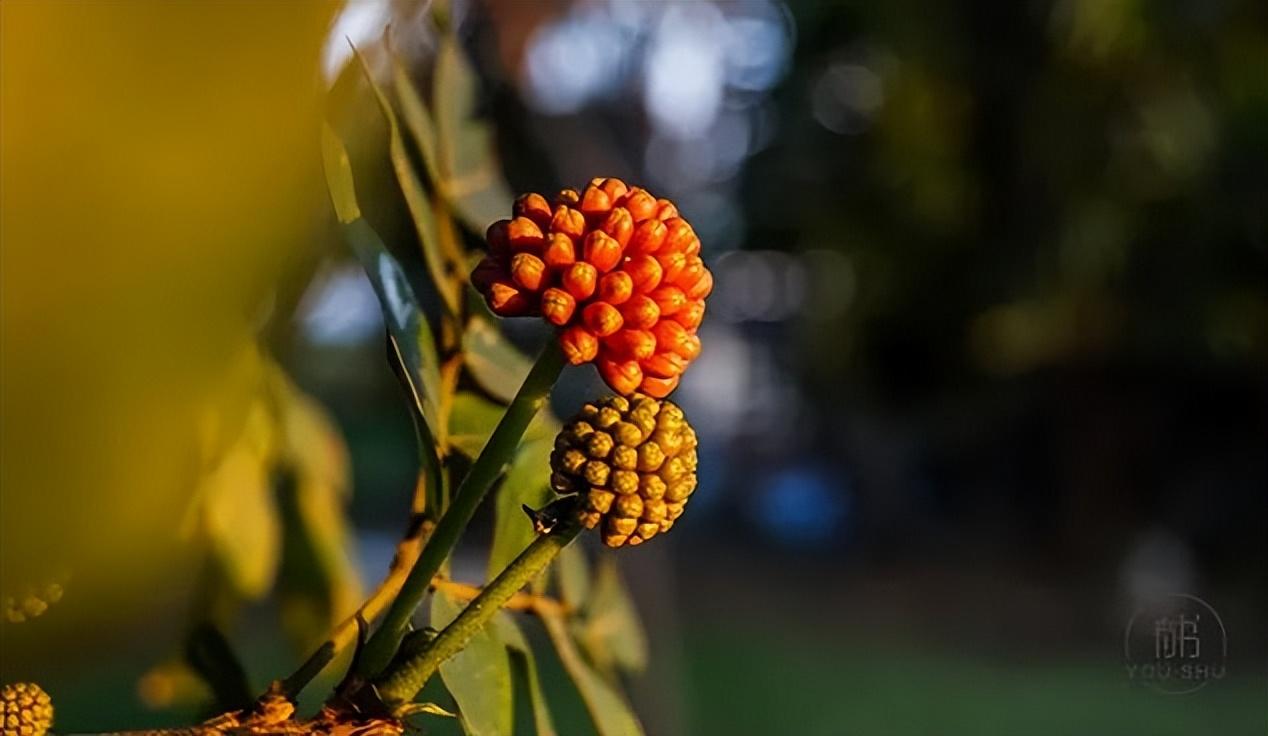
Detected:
[{"left": 2, "top": 0, "right": 1265, "bottom": 734}]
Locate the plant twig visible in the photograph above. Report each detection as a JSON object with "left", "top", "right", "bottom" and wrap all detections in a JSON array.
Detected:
[
  {"left": 429, "top": 577, "right": 569, "bottom": 618},
  {"left": 275, "top": 508, "right": 433, "bottom": 701},
  {"left": 374, "top": 523, "right": 582, "bottom": 708},
  {"left": 356, "top": 340, "right": 566, "bottom": 679}
]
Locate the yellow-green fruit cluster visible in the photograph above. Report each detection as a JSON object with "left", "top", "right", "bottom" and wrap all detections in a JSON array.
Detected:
[
  {"left": 3, "top": 582, "right": 64, "bottom": 624},
  {"left": 551, "top": 394, "right": 698, "bottom": 547},
  {"left": 2, "top": 683, "right": 53, "bottom": 736}
]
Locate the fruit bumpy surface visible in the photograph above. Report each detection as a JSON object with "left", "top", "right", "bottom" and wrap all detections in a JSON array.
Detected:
[
  {"left": 2, "top": 682, "right": 53, "bottom": 736},
  {"left": 551, "top": 395, "right": 698, "bottom": 547},
  {"left": 473, "top": 178, "right": 711, "bottom": 398}
]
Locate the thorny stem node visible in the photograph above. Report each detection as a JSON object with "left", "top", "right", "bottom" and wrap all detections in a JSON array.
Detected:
[{"left": 374, "top": 522, "right": 583, "bottom": 709}]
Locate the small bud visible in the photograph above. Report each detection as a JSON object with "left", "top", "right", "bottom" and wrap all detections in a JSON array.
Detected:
[
  {"left": 620, "top": 187, "right": 658, "bottom": 221},
  {"left": 681, "top": 333, "right": 702, "bottom": 360},
  {"left": 510, "top": 253, "right": 547, "bottom": 291},
  {"left": 612, "top": 469, "right": 640, "bottom": 495},
  {"left": 556, "top": 188, "right": 580, "bottom": 207},
  {"left": 620, "top": 295, "right": 661, "bottom": 330},
  {"left": 489, "top": 282, "right": 531, "bottom": 316},
  {"left": 579, "top": 185, "right": 612, "bottom": 219},
  {"left": 595, "top": 177, "right": 629, "bottom": 201},
  {"left": 598, "top": 357, "right": 643, "bottom": 395},
  {"left": 673, "top": 299, "right": 706, "bottom": 330},
  {"left": 540, "top": 288, "right": 576, "bottom": 326},
  {"left": 656, "top": 198, "right": 679, "bottom": 220},
  {"left": 507, "top": 217, "right": 545, "bottom": 252},
  {"left": 550, "top": 205, "right": 587, "bottom": 241},
  {"left": 685, "top": 268, "right": 713, "bottom": 299},
  {"left": 605, "top": 329, "right": 656, "bottom": 360},
  {"left": 584, "top": 459, "right": 611, "bottom": 486},
  {"left": 559, "top": 326, "right": 599, "bottom": 365},
  {"left": 627, "top": 219, "right": 667, "bottom": 255},
  {"left": 471, "top": 256, "right": 506, "bottom": 292},
  {"left": 585, "top": 431, "right": 614, "bottom": 459},
  {"left": 662, "top": 217, "right": 696, "bottom": 253},
  {"left": 656, "top": 250, "right": 687, "bottom": 284},
  {"left": 598, "top": 271, "right": 634, "bottom": 306},
  {"left": 600, "top": 207, "right": 634, "bottom": 248},
  {"left": 641, "top": 351, "right": 686, "bottom": 378},
  {"left": 543, "top": 233, "right": 576, "bottom": 269},
  {"left": 585, "top": 489, "right": 616, "bottom": 513},
  {"left": 595, "top": 406, "right": 622, "bottom": 429},
  {"left": 613, "top": 421, "right": 644, "bottom": 446},
  {"left": 583, "top": 231, "right": 623, "bottom": 273},
  {"left": 651, "top": 319, "right": 696, "bottom": 359},
  {"left": 640, "top": 374, "right": 680, "bottom": 398},
  {"left": 672, "top": 257, "right": 707, "bottom": 291},
  {"left": 612, "top": 493, "right": 643, "bottom": 521},
  {"left": 612, "top": 445, "right": 638, "bottom": 470},
  {"left": 649, "top": 285, "right": 688, "bottom": 316},
  {"left": 562, "top": 262, "right": 598, "bottom": 301},
  {"left": 642, "top": 497, "right": 668, "bottom": 523},
  {"left": 560, "top": 448, "right": 587, "bottom": 473},
  {"left": 513, "top": 192, "right": 553, "bottom": 229},
  {"left": 486, "top": 219, "right": 511, "bottom": 257},
  {"left": 625, "top": 254, "right": 664, "bottom": 293},
  {"left": 583, "top": 302, "right": 624, "bottom": 337}
]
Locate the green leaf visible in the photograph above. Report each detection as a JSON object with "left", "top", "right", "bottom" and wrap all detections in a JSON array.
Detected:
[
  {"left": 321, "top": 122, "right": 360, "bottom": 224},
  {"left": 555, "top": 545, "right": 591, "bottom": 611},
  {"left": 485, "top": 435, "right": 554, "bottom": 581},
  {"left": 342, "top": 216, "right": 443, "bottom": 435},
  {"left": 463, "top": 316, "right": 536, "bottom": 404},
  {"left": 578, "top": 558, "right": 648, "bottom": 676},
  {"left": 494, "top": 613, "right": 558, "bottom": 736},
  {"left": 542, "top": 614, "right": 644, "bottom": 736},
  {"left": 352, "top": 45, "right": 461, "bottom": 316},
  {"left": 448, "top": 391, "right": 505, "bottom": 458},
  {"left": 272, "top": 369, "right": 362, "bottom": 650},
  {"left": 200, "top": 402, "right": 280, "bottom": 599},
  {"left": 389, "top": 48, "right": 443, "bottom": 195},
  {"left": 318, "top": 123, "right": 444, "bottom": 442},
  {"left": 433, "top": 36, "right": 515, "bottom": 232},
  {"left": 432, "top": 589, "right": 513, "bottom": 736}
]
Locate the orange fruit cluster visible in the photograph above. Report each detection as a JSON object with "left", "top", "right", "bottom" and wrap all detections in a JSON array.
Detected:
[{"left": 472, "top": 178, "right": 711, "bottom": 397}]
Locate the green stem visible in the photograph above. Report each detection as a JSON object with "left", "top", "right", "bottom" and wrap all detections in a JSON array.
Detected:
[
  {"left": 357, "top": 340, "right": 567, "bottom": 678},
  {"left": 375, "top": 523, "right": 582, "bottom": 708}
]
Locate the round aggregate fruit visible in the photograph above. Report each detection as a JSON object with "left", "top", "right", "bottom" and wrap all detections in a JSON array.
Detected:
[
  {"left": 473, "top": 178, "right": 711, "bottom": 398},
  {"left": 551, "top": 395, "right": 698, "bottom": 548},
  {"left": 1, "top": 682, "right": 53, "bottom": 736}
]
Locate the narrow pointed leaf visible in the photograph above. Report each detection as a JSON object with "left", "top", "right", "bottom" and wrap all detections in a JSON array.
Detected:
[
  {"left": 447, "top": 391, "right": 505, "bottom": 458},
  {"left": 555, "top": 545, "right": 591, "bottom": 611},
  {"left": 320, "top": 124, "right": 443, "bottom": 510},
  {"left": 433, "top": 37, "right": 514, "bottom": 232},
  {"left": 353, "top": 45, "right": 460, "bottom": 316},
  {"left": 463, "top": 316, "right": 536, "bottom": 403},
  {"left": 389, "top": 49, "right": 443, "bottom": 193},
  {"left": 321, "top": 123, "right": 360, "bottom": 224},
  {"left": 541, "top": 613, "right": 644, "bottom": 736},
  {"left": 578, "top": 558, "right": 648, "bottom": 675},
  {"left": 494, "top": 613, "right": 558, "bottom": 736}
]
